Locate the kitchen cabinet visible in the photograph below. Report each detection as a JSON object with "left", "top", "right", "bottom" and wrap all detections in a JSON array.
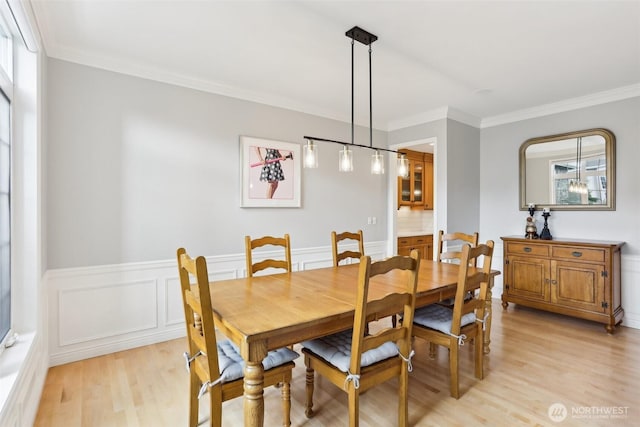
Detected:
[
  {"left": 398, "top": 150, "right": 433, "bottom": 210},
  {"left": 398, "top": 235, "right": 433, "bottom": 260},
  {"left": 501, "top": 236, "right": 624, "bottom": 333}
]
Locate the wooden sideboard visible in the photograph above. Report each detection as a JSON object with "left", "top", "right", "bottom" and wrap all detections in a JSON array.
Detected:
[
  {"left": 398, "top": 234, "right": 433, "bottom": 260},
  {"left": 501, "top": 236, "right": 624, "bottom": 333}
]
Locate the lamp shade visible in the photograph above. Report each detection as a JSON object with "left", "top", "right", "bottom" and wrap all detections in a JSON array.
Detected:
[
  {"left": 303, "top": 140, "right": 318, "bottom": 168},
  {"left": 339, "top": 146, "right": 353, "bottom": 172},
  {"left": 397, "top": 155, "right": 409, "bottom": 178},
  {"left": 371, "top": 151, "right": 384, "bottom": 174}
]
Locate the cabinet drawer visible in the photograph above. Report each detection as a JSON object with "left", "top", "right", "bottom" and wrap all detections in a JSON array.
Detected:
[
  {"left": 398, "top": 237, "right": 412, "bottom": 247},
  {"left": 412, "top": 235, "right": 432, "bottom": 245},
  {"left": 506, "top": 242, "right": 549, "bottom": 257},
  {"left": 398, "top": 235, "right": 432, "bottom": 247},
  {"left": 552, "top": 246, "right": 605, "bottom": 263}
]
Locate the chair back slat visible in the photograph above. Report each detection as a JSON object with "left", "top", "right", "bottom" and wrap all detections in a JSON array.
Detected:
[
  {"left": 362, "top": 327, "right": 407, "bottom": 353},
  {"left": 245, "top": 234, "right": 292, "bottom": 276},
  {"left": 332, "top": 230, "right": 365, "bottom": 266},
  {"left": 437, "top": 230, "right": 480, "bottom": 266},
  {"left": 349, "top": 251, "right": 420, "bottom": 376}
]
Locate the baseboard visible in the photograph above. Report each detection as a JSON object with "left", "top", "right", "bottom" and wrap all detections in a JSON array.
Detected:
[{"left": 49, "top": 327, "right": 186, "bottom": 367}]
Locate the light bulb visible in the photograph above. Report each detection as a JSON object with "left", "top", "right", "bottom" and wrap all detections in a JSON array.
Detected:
[
  {"left": 303, "top": 140, "right": 318, "bottom": 168},
  {"left": 397, "top": 155, "right": 409, "bottom": 178},
  {"left": 339, "top": 146, "right": 353, "bottom": 172},
  {"left": 371, "top": 151, "right": 384, "bottom": 175}
]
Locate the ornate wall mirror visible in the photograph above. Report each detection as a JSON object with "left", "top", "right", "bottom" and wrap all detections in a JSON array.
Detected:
[{"left": 520, "top": 128, "right": 615, "bottom": 210}]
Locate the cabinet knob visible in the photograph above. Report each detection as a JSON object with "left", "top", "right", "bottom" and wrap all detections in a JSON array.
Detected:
[
  {"left": 523, "top": 247, "right": 532, "bottom": 253},
  {"left": 572, "top": 251, "right": 583, "bottom": 257}
]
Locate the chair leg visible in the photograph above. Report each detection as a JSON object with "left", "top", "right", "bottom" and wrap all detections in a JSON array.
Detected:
[
  {"left": 281, "top": 379, "right": 291, "bottom": 427},
  {"left": 398, "top": 368, "right": 409, "bottom": 427},
  {"left": 208, "top": 386, "right": 223, "bottom": 427},
  {"left": 348, "top": 389, "right": 360, "bottom": 427},
  {"left": 189, "top": 374, "right": 200, "bottom": 427},
  {"left": 304, "top": 366, "right": 315, "bottom": 418},
  {"left": 449, "top": 342, "right": 460, "bottom": 399},
  {"left": 475, "top": 329, "right": 484, "bottom": 380}
]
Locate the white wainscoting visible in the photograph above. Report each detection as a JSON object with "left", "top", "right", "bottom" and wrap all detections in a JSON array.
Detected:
[
  {"left": 45, "top": 241, "right": 387, "bottom": 366},
  {"left": 44, "top": 242, "right": 640, "bottom": 366},
  {"left": 621, "top": 255, "right": 640, "bottom": 330}
]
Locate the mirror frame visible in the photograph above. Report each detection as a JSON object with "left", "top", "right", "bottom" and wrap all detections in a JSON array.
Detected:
[{"left": 519, "top": 128, "right": 616, "bottom": 211}]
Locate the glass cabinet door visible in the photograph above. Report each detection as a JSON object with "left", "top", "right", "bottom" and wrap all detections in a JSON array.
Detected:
[
  {"left": 413, "top": 162, "right": 423, "bottom": 203},
  {"left": 400, "top": 173, "right": 411, "bottom": 202}
]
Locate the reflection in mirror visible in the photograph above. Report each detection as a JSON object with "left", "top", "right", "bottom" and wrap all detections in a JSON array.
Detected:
[{"left": 520, "top": 128, "right": 615, "bottom": 210}]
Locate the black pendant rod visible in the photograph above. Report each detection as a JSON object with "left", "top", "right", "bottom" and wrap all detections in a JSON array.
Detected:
[
  {"left": 303, "top": 136, "right": 398, "bottom": 154},
  {"left": 351, "top": 38, "right": 354, "bottom": 146},
  {"left": 369, "top": 44, "right": 373, "bottom": 149}
]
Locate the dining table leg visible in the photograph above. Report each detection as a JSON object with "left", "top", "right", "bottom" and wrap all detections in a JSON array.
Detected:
[
  {"left": 483, "top": 277, "right": 494, "bottom": 354},
  {"left": 243, "top": 360, "right": 265, "bottom": 426}
]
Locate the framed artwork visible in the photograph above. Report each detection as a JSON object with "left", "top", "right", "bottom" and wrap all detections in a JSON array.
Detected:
[{"left": 240, "top": 136, "right": 301, "bottom": 207}]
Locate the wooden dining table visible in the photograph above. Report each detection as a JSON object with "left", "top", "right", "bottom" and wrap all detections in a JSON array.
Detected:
[{"left": 208, "top": 260, "right": 499, "bottom": 427}]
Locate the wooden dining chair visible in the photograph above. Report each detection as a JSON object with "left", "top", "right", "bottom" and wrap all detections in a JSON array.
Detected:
[
  {"left": 302, "top": 250, "right": 421, "bottom": 427},
  {"left": 412, "top": 240, "right": 494, "bottom": 399},
  {"left": 437, "top": 230, "right": 480, "bottom": 266},
  {"left": 245, "top": 234, "right": 292, "bottom": 277},
  {"left": 177, "top": 248, "right": 299, "bottom": 427},
  {"left": 331, "top": 230, "right": 365, "bottom": 266}
]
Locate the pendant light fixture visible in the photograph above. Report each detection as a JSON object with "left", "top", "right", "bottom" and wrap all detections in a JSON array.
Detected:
[
  {"left": 303, "top": 139, "right": 318, "bottom": 168},
  {"left": 569, "top": 136, "right": 588, "bottom": 195},
  {"left": 397, "top": 154, "right": 409, "bottom": 178},
  {"left": 339, "top": 146, "right": 353, "bottom": 172},
  {"left": 303, "top": 26, "right": 404, "bottom": 176}
]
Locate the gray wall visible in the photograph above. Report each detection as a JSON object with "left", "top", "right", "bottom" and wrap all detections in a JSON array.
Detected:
[
  {"left": 479, "top": 96, "right": 640, "bottom": 255},
  {"left": 446, "top": 119, "right": 480, "bottom": 235},
  {"left": 46, "top": 59, "right": 389, "bottom": 269}
]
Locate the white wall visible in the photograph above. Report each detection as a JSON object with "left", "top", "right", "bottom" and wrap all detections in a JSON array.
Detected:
[
  {"left": 44, "top": 58, "right": 394, "bottom": 364},
  {"left": 479, "top": 96, "right": 640, "bottom": 328},
  {"left": 46, "top": 59, "right": 389, "bottom": 269}
]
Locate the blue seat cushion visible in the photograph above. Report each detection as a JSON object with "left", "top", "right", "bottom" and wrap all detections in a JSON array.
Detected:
[
  {"left": 413, "top": 304, "right": 476, "bottom": 335},
  {"left": 301, "top": 329, "right": 398, "bottom": 372},
  {"left": 217, "top": 340, "right": 299, "bottom": 383}
]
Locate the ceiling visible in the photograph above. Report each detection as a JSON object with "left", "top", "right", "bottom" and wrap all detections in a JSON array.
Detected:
[{"left": 29, "top": 1, "right": 640, "bottom": 130}]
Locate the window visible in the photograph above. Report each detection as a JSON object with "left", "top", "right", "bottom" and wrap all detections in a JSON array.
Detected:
[
  {"left": 0, "top": 90, "right": 8, "bottom": 347},
  {"left": 0, "top": 18, "right": 10, "bottom": 350}
]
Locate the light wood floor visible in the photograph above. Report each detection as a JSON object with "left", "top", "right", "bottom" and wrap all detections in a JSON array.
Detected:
[{"left": 34, "top": 300, "right": 640, "bottom": 426}]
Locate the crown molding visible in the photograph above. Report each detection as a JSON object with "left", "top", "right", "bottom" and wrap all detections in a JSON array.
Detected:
[
  {"left": 386, "top": 106, "right": 481, "bottom": 131},
  {"left": 44, "top": 43, "right": 639, "bottom": 134},
  {"left": 45, "top": 45, "right": 379, "bottom": 127},
  {"left": 480, "top": 84, "right": 640, "bottom": 128}
]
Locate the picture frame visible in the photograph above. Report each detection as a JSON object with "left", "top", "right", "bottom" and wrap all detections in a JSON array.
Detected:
[{"left": 240, "top": 136, "right": 301, "bottom": 207}]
